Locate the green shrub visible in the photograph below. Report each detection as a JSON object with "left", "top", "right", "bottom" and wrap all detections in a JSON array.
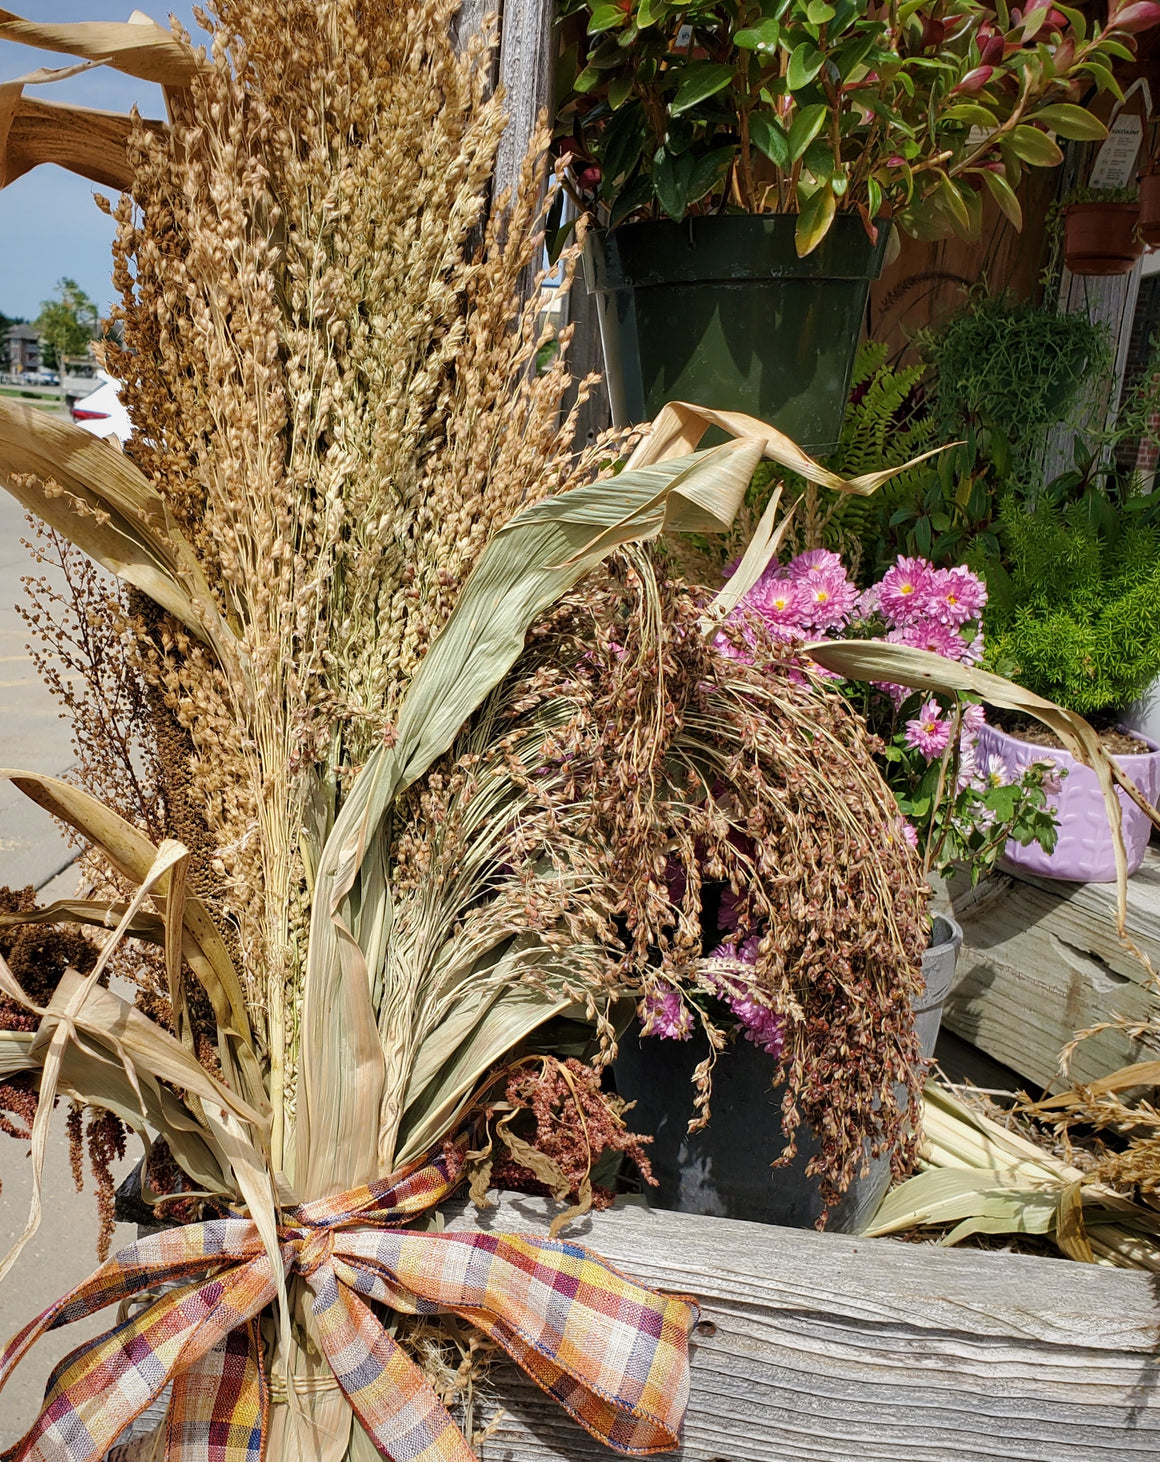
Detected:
[{"left": 985, "top": 494, "right": 1160, "bottom": 716}]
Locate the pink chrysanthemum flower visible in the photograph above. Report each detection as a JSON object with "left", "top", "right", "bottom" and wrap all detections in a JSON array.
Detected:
[
  {"left": 899, "top": 818, "right": 919, "bottom": 851},
  {"left": 639, "top": 983, "right": 693, "bottom": 1041},
  {"left": 877, "top": 555, "right": 935, "bottom": 625},
  {"left": 890, "top": 618, "right": 967, "bottom": 661},
  {"left": 983, "top": 754, "right": 1011, "bottom": 789},
  {"left": 855, "top": 585, "right": 880, "bottom": 618},
  {"left": 730, "top": 996, "right": 786, "bottom": 1058},
  {"left": 925, "top": 565, "right": 987, "bottom": 627},
  {"left": 748, "top": 573, "right": 809, "bottom": 638},
  {"left": 961, "top": 703, "right": 986, "bottom": 737},
  {"left": 787, "top": 547, "right": 845, "bottom": 581},
  {"left": 905, "top": 698, "right": 952, "bottom": 759},
  {"left": 799, "top": 568, "right": 859, "bottom": 630}
]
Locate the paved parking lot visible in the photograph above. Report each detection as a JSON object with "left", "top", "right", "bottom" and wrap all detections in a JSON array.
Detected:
[{"left": 0, "top": 494, "right": 135, "bottom": 1440}]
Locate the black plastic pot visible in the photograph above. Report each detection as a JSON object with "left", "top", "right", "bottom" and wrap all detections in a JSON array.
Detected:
[
  {"left": 613, "top": 914, "right": 962, "bottom": 1233},
  {"left": 583, "top": 214, "right": 892, "bottom": 453}
]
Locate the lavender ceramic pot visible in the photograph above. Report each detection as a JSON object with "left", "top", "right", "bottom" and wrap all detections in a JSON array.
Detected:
[{"left": 976, "top": 720, "right": 1160, "bottom": 882}]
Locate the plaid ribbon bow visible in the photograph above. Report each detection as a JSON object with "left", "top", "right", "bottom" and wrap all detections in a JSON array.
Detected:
[{"left": 0, "top": 1145, "right": 698, "bottom": 1462}]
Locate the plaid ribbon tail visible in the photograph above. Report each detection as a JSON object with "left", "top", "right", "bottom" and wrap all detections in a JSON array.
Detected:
[
  {"left": 165, "top": 1320, "right": 267, "bottom": 1461},
  {"left": 1, "top": 1258, "right": 276, "bottom": 1462},
  {"left": 308, "top": 1269, "right": 477, "bottom": 1462}
]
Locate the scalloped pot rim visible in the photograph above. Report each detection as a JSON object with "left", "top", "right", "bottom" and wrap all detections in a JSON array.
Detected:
[{"left": 977, "top": 719, "right": 1160, "bottom": 882}]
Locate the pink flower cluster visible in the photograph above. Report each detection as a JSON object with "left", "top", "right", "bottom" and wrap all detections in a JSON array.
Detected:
[
  {"left": 738, "top": 551, "right": 986, "bottom": 667},
  {"left": 879, "top": 558, "right": 986, "bottom": 668},
  {"left": 746, "top": 547, "right": 858, "bottom": 638},
  {"left": 638, "top": 891, "right": 787, "bottom": 1061}
]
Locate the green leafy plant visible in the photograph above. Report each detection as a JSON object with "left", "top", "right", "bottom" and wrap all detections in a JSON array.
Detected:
[
  {"left": 922, "top": 295, "right": 1113, "bottom": 443},
  {"left": 985, "top": 493, "right": 1160, "bottom": 716},
  {"left": 871, "top": 299, "right": 1116, "bottom": 570},
  {"left": 554, "top": 0, "right": 1154, "bottom": 254}
]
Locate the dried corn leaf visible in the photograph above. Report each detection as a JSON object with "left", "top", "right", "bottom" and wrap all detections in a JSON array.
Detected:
[
  {"left": 1028, "top": 1060, "right": 1160, "bottom": 1110},
  {"left": 701, "top": 483, "right": 791, "bottom": 629},
  {"left": 1056, "top": 1179, "right": 1096, "bottom": 1263},
  {"left": 0, "top": 9, "right": 199, "bottom": 87},
  {"left": 628, "top": 399, "right": 949, "bottom": 494},
  {"left": 0, "top": 90, "right": 155, "bottom": 190},
  {"left": 50, "top": 1028, "right": 229, "bottom": 1194},
  {"left": 867, "top": 1166, "right": 1057, "bottom": 1234},
  {"left": 33, "top": 970, "right": 265, "bottom": 1133},
  {"left": 0, "top": 400, "right": 233, "bottom": 657},
  {"left": 0, "top": 1031, "right": 32, "bottom": 1079},
  {"left": 0, "top": 896, "right": 165, "bottom": 943}
]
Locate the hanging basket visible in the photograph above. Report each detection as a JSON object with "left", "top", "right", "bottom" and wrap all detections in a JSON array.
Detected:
[
  {"left": 1140, "top": 173, "right": 1160, "bottom": 248},
  {"left": 1063, "top": 202, "right": 1143, "bottom": 276}
]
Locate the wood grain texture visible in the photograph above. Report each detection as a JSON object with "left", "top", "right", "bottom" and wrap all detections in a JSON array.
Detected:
[
  {"left": 561, "top": 276, "right": 612, "bottom": 454},
  {"left": 494, "top": 0, "right": 555, "bottom": 207},
  {"left": 445, "top": 1195, "right": 1160, "bottom": 1462},
  {"left": 947, "top": 853, "right": 1160, "bottom": 1089}
]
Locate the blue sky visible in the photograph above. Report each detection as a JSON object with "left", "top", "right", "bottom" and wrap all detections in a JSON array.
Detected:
[{"left": 1, "top": 4, "right": 202, "bottom": 322}]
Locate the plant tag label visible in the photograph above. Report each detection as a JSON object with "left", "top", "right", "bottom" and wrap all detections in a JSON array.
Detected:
[
  {"left": 673, "top": 24, "right": 694, "bottom": 50},
  {"left": 1089, "top": 114, "right": 1143, "bottom": 191}
]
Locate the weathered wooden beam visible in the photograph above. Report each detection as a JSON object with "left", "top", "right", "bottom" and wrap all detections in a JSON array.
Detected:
[
  {"left": 493, "top": 0, "right": 556, "bottom": 207},
  {"left": 948, "top": 851, "right": 1160, "bottom": 1089},
  {"left": 447, "top": 1194, "right": 1160, "bottom": 1461}
]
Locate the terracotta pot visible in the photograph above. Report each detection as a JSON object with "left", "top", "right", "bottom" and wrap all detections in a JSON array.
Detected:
[
  {"left": 1141, "top": 173, "right": 1160, "bottom": 248},
  {"left": 1063, "top": 202, "right": 1143, "bottom": 277},
  {"left": 976, "top": 721, "right": 1160, "bottom": 882}
]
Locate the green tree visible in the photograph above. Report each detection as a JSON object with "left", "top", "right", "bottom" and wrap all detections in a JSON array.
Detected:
[{"left": 35, "top": 278, "right": 98, "bottom": 370}]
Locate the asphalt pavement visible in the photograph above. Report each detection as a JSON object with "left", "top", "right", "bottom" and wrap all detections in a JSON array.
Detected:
[{"left": 0, "top": 488, "right": 136, "bottom": 1441}]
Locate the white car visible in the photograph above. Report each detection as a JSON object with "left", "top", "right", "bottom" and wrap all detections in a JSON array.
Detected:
[{"left": 70, "top": 371, "right": 132, "bottom": 444}]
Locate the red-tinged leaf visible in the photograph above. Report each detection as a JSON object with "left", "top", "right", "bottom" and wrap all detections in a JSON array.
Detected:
[
  {"left": 953, "top": 65, "right": 994, "bottom": 95},
  {"left": 1110, "top": 1, "right": 1160, "bottom": 32}
]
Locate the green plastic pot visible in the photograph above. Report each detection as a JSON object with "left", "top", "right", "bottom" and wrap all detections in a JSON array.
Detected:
[{"left": 583, "top": 214, "right": 892, "bottom": 454}]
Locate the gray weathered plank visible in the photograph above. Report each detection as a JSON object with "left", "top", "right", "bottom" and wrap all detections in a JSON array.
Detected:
[
  {"left": 996, "top": 849, "right": 1160, "bottom": 984},
  {"left": 445, "top": 1195, "right": 1160, "bottom": 1462},
  {"left": 947, "top": 851, "right": 1160, "bottom": 1088},
  {"left": 494, "top": 0, "right": 556, "bottom": 207}
]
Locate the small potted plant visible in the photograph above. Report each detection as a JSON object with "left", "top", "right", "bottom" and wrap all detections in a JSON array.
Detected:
[
  {"left": 979, "top": 487, "right": 1160, "bottom": 880},
  {"left": 555, "top": 0, "right": 1154, "bottom": 442},
  {"left": 1063, "top": 185, "right": 1144, "bottom": 275}
]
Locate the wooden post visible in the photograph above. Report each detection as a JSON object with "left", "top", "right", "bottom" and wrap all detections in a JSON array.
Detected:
[{"left": 456, "top": 0, "right": 611, "bottom": 447}]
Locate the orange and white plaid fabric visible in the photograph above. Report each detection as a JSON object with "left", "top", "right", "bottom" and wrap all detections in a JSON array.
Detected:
[{"left": 0, "top": 1146, "right": 697, "bottom": 1461}]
